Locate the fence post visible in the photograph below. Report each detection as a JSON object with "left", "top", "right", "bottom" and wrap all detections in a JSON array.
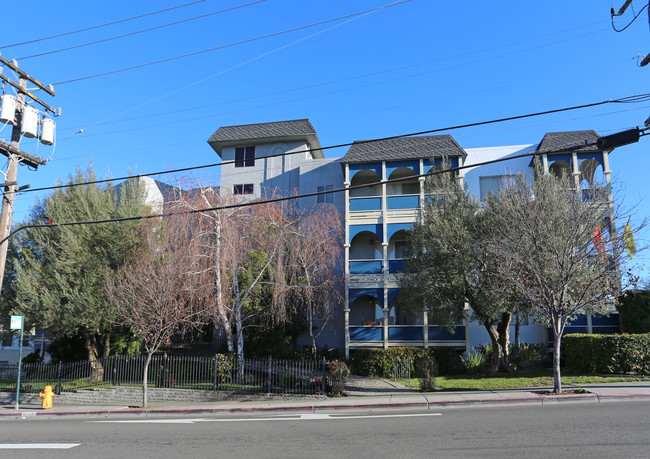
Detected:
[
  {"left": 213, "top": 355, "right": 218, "bottom": 391},
  {"left": 161, "top": 353, "right": 168, "bottom": 388},
  {"left": 55, "top": 362, "right": 62, "bottom": 395},
  {"left": 408, "top": 355, "right": 411, "bottom": 388},
  {"left": 267, "top": 356, "right": 272, "bottom": 394},
  {"left": 321, "top": 358, "right": 326, "bottom": 395}
]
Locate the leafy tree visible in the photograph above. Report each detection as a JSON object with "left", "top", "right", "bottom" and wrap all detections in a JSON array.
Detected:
[
  {"left": 485, "top": 170, "right": 637, "bottom": 393},
  {"left": 7, "top": 166, "right": 149, "bottom": 378},
  {"left": 617, "top": 287, "right": 650, "bottom": 333},
  {"left": 399, "top": 169, "right": 515, "bottom": 372}
]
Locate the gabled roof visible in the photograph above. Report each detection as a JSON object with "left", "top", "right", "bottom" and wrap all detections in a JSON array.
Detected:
[
  {"left": 536, "top": 130, "right": 601, "bottom": 154},
  {"left": 341, "top": 135, "right": 467, "bottom": 164},
  {"left": 207, "top": 119, "right": 323, "bottom": 158}
]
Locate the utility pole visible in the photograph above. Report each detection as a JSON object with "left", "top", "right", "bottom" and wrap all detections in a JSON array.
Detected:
[{"left": 0, "top": 53, "right": 59, "bottom": 294}]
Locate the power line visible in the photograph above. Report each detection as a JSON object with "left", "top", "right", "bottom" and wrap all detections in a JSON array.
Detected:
[
  {"left": 611, "top": 2, "right": 649, "bottom": 32},
  {"left": 0, "top": 0, "right": 209, "bottom": 49},
  {"left": 52, "top": 1, "right": 413, "bottom": 85},
  {"left": 0, "top": 139, "right": 608, "bottom": 247},
  {"left": 12, "top": 92, "right": 650, "bottom": 196},
  {"left": 17, "top": 1, "right": 266, "bottom": 61}
]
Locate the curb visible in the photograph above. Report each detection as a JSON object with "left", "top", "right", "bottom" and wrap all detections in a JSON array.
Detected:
[{"left": 2, "top": 391, "right": 650, "bottom": 419}]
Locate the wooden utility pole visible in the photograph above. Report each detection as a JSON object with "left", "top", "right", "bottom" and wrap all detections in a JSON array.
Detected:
[{"left": 0, "top": 53, "right": 58, "bottom": 294}]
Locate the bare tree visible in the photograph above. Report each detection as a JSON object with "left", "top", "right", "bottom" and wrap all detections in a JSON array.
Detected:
[
  {"left": 287, "top": 204, "right": 343, "bottom": 355},
  {"left": 485, "top": 170, "right": 641, "bottom": 393},
  {"left": 105, "top": 214, "right": 207, "bottom": 407}
]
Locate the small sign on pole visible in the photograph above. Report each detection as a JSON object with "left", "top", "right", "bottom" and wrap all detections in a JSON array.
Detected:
[
  {"left": 10, "top": 315, "right": 24, "bottom": 410},
  {"left": 10, "top": 315, "right": 22, "bottom": 330}
]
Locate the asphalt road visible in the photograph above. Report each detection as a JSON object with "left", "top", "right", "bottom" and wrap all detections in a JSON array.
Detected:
[{"left": 1, "top": 401, "right": 649, "bottom": 458}]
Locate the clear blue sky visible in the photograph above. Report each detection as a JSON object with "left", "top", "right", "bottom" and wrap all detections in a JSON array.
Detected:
[{"left": 1, "top": 0, "right": 649, "bottom": 281}]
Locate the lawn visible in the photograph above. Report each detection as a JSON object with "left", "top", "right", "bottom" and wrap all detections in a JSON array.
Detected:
[{"left": 397, "top": 369, "right": 646, "bottom": 391}]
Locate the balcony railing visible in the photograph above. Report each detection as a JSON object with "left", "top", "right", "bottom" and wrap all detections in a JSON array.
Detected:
[
  {"left": 349, "top": 194, "right": 421, "bottom": 211},
  {"left": 349, "top": 325, "right": 466, "bottom": 343},
  {"left": 349, "top": 260, "right": 382, "bottom": 274},
  {"left": 349, "top": 196, "right": 381, "bottom": 211},
  {"left": 387, "top": 194, "right": 419, "bottom": 209}
]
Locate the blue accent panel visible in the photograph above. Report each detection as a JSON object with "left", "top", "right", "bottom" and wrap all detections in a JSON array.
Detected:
[
  {"left": 568, "top": 315, "right": 587, "bottom": 326},
  {"left": 548, "top": 327, "right": 588, "bottom": 341},
  {"left": 387, "top": 195, "right": 419, "bottom": 209},
  {"left": 429, "top": 326, "right": 466, "bottom": 341},
  {"left": 591, "top": 314, "right": 619, "bottom": 326},
  {"left": 350, "top": 197, "right": 382, "bottom": 211},
  {"left": 350, "top": 326, "right": 383, "bottom": 341},
  {"left": 387, "top": 223, "right": 412, "bottom": 241},
  {"left": 350, "top": 260, "right": 382, "bottom": 274},
  {"left": 349, "top": 288, "right": 383, "bottom": 305},
  {"left": 592, "top": 326, "right": 620, "bottom": 334},
  {"left": 388, "top": 260, "right": 405, "bottom": 273},
  {"left": 423, "top": 157, "right": 459, "bottom": 172},
  {"left": 386, "top": 160, "right": 419, "bottom": 178},
  {"left": 388, "top": 288, "right": 400, "bottom": 305},
  {"left": 547, "top": 154, "right": 573, "bottom": 167},
  {"left": 349, "top": 163, "right": 382, "bottom": 180},
  {"left": 388, "top": 326, "right": 423, "bottom": 341},
  {"left": 576, "top": 152, "right": 603, "bottom": 165},
  {"left": 349, "top": 224, "right": 383, "bottom": 243}
]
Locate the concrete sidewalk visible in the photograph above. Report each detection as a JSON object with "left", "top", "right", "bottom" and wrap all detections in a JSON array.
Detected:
[{"left": 1, "top": 381, "right": 649, "bottom": 419}]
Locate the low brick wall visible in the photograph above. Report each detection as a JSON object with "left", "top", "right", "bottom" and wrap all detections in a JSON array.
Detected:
[{"left": 1, "top": 387, "right": 324, "bottom": 406}]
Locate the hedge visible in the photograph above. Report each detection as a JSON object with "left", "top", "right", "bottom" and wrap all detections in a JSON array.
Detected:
[
  {"left": 349, "top": 347, "right": 459, "bottom": 377},
  {"left": 563, "top": 333, "right": 650, "bottom": 375}
]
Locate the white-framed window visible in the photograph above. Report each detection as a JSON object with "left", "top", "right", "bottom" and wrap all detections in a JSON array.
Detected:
[
  {"left": 317, "top": 185, "right": 334, "bottom": 203},
  {"left": 233, "top": 184, "right": 254, "bottom": 195},
  {"left": 235, "top": 146, "right": 255, "bottom": 167},
  {"left": 479, "top": 175, "right": 510, "bottom": 201}
]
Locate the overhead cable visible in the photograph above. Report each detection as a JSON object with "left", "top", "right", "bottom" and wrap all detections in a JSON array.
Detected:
[
  {"left": 0, "top": 0, "right": 209, "bottom": 49},
  {"left": 10, "top": 92, "right": 650, "bottom": 196}
]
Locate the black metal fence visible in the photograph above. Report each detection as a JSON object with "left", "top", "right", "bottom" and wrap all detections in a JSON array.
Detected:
[{"left": 0, "top": 354, "right": 330, "bottom": 395}]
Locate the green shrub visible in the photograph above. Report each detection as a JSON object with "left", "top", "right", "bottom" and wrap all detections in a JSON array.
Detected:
[
  {"left": 618, "top": 290, "right": 650, "bottom": 333},
  {"left": 327, "top": 360, "right": 350, "bottom": 396},
  {"left": 349, "top": 347, "right": 458, "bottom": 377},
  {"left": 460, "top": 348, "right": 485, "bottom": 374},
  {"left": 563, "top": 333, "right": 650, "bottom": 375},
  {"left": 510, "top": 343, "right": 547, "bottom": 365}
]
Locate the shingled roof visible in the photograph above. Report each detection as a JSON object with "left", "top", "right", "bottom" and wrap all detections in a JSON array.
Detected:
[
  {"left": 207, "top": 119, "right": 322, "bottom": 157},
  {"left": 341, "top": 135, "right": 466, "bottom": 164},
  {"left": 536, "top": 130, "right": 601, "bottom": 154}
]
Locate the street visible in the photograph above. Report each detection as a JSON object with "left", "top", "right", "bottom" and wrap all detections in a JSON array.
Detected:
[{"left": 0, "top": 400, "right": 648, "bottom": 458}]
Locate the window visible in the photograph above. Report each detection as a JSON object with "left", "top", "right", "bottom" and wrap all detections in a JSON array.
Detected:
[
  {"left": 317, "top": 185, "right": 334, "bottom": 203},
  {"left": 479, "top": 175, "right": 510, "bottom": 201},
  {"left": 2, "top": 334, "right": 13, "bottom": 347},
  {"left": 235, "top": 146, "right": 255, "bottom": 167},
  {"left": 233, "top": 184, "right": 254, "bottom": 195}
]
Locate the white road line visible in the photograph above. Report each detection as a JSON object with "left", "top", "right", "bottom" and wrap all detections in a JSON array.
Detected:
[
  {"left": 0, "top": 444, "right": 80, "bottom": 449},
  {"left": 92, "top": 413, "right": 442, "bottom": 424}
]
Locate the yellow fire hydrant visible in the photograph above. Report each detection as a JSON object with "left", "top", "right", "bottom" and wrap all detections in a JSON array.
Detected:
[{"left": 39, "top": 385, "right": 54, "bottom": 409}]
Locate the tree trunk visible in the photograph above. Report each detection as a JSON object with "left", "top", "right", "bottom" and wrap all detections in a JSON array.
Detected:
[
  {"left": 553, "top": 317, "right": 563, "bottom": 394},
  {"left": 496, "top": 312, "right": 512, "bottom": 368},
  {"left": 514, "top": 311, "right": 521, "bottom": 350},
  {"left": 233, "top": 268, "right": 244, "bottom": 382},
  {"left": 83, "top": 330, "right": 104, "bottom": 382},
  {"left": 214, "top": 209, "right": 234, "bottom": 353},
  {"left": 142, "top": 352, "right": 153, "bottom": 408}
]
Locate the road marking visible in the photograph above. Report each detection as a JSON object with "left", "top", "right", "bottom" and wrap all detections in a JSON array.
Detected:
[
  {"left": 92, "top": 413, "right": 442, "bottom": 424},
  {"left": 0, "top": 444, "right": 80, "bottom": 449}
]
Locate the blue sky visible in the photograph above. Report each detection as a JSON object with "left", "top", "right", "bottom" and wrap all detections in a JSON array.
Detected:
[{"left": 1, "top": 0, "right": 649, "bottom": 281}]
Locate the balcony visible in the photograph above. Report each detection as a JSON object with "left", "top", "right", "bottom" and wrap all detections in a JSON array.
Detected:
[
  {"left": 349, "top": 325, "right": 466, "bottom": 345},
  {"left": 349, "top": 259, "right": 382, "bottom": 275}
]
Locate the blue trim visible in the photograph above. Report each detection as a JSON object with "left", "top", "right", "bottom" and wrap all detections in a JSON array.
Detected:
[
  {"left": 387, "top": 195, "right": 419, "bottom": 209},
  {"left": 388, "top": 288, "right": 400, "bottom": 305},
  {"left": 592, "top": 326, "right": 620, "bottom": 334},
  {"left": 349, "top": 163, "right": 382, "bottom": 181},
  {"left": 349, "top": 224, "right": 383, "bottom": 244},
  {"left": 388, "top": 326, "right": 423, "bottom": 341},
  {"left": 568, "top": 315, "right": 587, "bottom": 326},
  {"left": 387, "top": 223, "right": 412, "bottom": 241},
  {"left": 423, "top": 157, "right": 459, "bottom": 172},
  {"left": 388, "top": 260, "right": 405, "bottom": 273},
  {"left": 350, "top": 197, "right": 382, "bottom": 211},
  {"left": 349, "top": 288, "right": 383, "bottom": 305},
  {"left": 591, "top": 314, "right": 619, "bottom": 326},
  {"left": 386, "top": 160, "right": 419, "bottom": 178},
  {"left": 350, "top": 260, "right": 382, "bottom": 274},
  {"left": 547, "top": 154, "right": 573, "bottom": 167},
  {"left": 429, "top": 326, "right": 465, "bottom": 340},
  {"left": 350, "top": 326, "right": 383, "bottom": 341},
  {"left": 576, "top": 152, "right": 603, "bottom": 165}
]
